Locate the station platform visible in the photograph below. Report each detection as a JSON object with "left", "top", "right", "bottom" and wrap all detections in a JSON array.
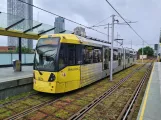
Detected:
[
  {"left": 0, "top": 66, "right": 33, "bottom": 100},
  {"left": 137, "top": 62, "right": 161, "bottom": 120},
  {"left": 0, "top": 66, "right": 33, "bottom": 83}
]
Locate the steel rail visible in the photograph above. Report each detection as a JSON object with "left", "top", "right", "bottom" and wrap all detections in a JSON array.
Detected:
[
  {"left": 68, "top": 63, "right": 147, "bottom": 120},
  {"left": 117, "top": 61, "right": 153, "bottom": 120},
  {"left": 4, "top": 96, "right": 62, "bottom": 120},
  {"left": 0, "top": 92, "right": 39, "bottom": 108}
]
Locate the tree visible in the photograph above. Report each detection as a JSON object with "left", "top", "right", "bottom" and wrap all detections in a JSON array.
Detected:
[
  {"left": 138, "top": 46, "right": 154, "bottom": 56},
  {"left": 15, "top": 47, "right": 32, "bottom": 53}
]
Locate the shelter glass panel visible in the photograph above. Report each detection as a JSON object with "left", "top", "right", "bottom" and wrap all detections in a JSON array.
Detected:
[{"left": 0, "top": 12, "right": 22, "bottom": 28}]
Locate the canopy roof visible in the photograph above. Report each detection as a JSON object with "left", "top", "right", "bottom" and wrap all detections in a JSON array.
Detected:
[
  {"left": 0, "top": 11, "right": 111, "bottom": 44},
  {"left": 0, "top": 11, "right": 59, "bottom": 39}
]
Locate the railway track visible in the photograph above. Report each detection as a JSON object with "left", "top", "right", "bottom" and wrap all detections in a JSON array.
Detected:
[
  {"left": 0, "top": 92, "right": 39, "bottom": 108},
  {"left": 68, "top": 62, "right": 148, "bottom": 120},
  {"left": 117, "top": 61, "right": 153, "bottom": 120},
  {"left": 4, "top": 95, "right": 62, "bottom": 120},
  {"left": 0, "top": 64, "right": 138, "bottom": 120},
  {"left": 1, "top": 60, "right": 153, "bottom": 120}
]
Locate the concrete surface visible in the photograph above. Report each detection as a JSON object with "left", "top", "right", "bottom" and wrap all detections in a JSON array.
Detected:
[
  {"left": 137, "top": 62, "right": 161, "bottom": 120},
  {"left": 0, "top": 66, "right": 33, "bottom": 82},
  {"left": 0, "top": 66, "right": 33, "bottom": 100}
]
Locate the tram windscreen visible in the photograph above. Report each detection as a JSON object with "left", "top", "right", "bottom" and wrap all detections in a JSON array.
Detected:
[{"left": 34, "top": 37, "right": 60, "bottom": 71}]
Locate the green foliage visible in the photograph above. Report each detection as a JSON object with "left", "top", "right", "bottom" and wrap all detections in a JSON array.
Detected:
[
  {"left": 138, "top": 46, "right": 154, "bottom": 56},
  {"left": 15, "top": 47, "right": 33, "bottom": 53}
]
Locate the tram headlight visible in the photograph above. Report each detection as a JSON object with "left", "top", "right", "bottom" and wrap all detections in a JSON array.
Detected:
[{"left": 48, "top": 73, "right": 56, "bottom": 82}]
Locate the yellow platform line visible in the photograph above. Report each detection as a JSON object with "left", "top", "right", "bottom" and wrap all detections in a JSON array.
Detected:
[{"left": 139, "top": 63, "right": 154, "bottom": 120}]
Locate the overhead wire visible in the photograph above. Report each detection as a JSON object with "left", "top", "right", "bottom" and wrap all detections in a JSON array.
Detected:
[
  {"left": 91, "top": 21, "right": 138, "bottom": 28},
  {"left": 115, "top": 15, "right": 132, "bottom": 22},
  {"left": 90, "top": 16, "right": 111, "bottom": 27},
  {"left": 104, "top": 0, "right": 150, "bottom": 45},
  {"left": 17, "top": 0, "right": 108, "bottom": 35}
]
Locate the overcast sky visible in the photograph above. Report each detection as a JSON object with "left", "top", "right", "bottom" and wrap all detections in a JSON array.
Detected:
[{"left": 0, "top": 0, "right": 160, "bottom": 50}]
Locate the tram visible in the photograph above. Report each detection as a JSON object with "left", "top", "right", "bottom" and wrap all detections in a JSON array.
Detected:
[{"left": 33, "top": 34, "right": 136, "bottom": 93}]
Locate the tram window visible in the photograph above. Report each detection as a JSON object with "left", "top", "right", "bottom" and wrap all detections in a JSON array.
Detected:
[
  {"left": 113, "top": 50, "right": 118, "bottom": 60},
  {"left": 133, "top": 55, "right": 135, "bottom": 62},
  {"left": 118, "top": 52, "right": 121, "bottom": 59},
  {"left": 103, "top": 48, "right": 109, "bottom": 70},
  {"left": 76, "top": 45, "right": 82, "bottom": 65},
  {"left": 59, "top": 44, "right": 67, "bottom": 70},
  {"left": 121, "top": 50, "right": 124, "bottom": 59},
  {"left": 126, "top": 51, "right": 129, "bottom": 59},
  {"left": 68, "top": 44, "right": 76, "bottom": 65},
  {"left": 93, "top": 47, "right": 102, "bottom": 63},
  {"left": 109, "top": 49, "right": 111, "bottom": 61},
  {"left": 130, "top": 51, "right": 133, "bottom": 58},
  {"left": 83, "top": 46, "right": 93, "bottom": 64}
]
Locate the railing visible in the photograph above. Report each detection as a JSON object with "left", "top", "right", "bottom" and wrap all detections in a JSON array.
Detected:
[{"left": 0, "top": 53, "right": 34, "bottom": 65}]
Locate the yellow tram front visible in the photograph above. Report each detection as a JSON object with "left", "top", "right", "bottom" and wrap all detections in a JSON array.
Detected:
[{"left": 33, "top": 34, "right": 81, "bottom": 93}]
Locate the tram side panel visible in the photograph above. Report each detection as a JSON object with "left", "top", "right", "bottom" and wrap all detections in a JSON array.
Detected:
[{"left": 80, "top": 63, "right": 103, "bottom": 87}]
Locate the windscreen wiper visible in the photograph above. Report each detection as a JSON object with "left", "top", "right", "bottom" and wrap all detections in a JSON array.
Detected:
[
  {"left": 38, "top": 69, "right": 43, "bottom": 75},
  {"left": 35, "top": 65, "right": 43, "bottom": 75}
]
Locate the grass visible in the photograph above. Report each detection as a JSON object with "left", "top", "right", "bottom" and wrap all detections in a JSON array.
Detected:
[
  {"left": 55, "top": 109, "right": 72, "bottom": 120},
  {"left": 45, "top": 116, "right": 61, "bottom": 120},
  {"left": 0, "top": 90, "right": 36, "bottom": 105},
  {"left": 61, "top": 96, "right": 75, "bottom": 103},
  {"left": 14, "top": 105, "right": 29, "bottom": 113},
  {"left": 74, "top": 99, "right": 89, "bottom": 107},
  {"left": 0, "top": 108, "right": 7, "bottom": 114},
  {"left": 82, "top": 64, "right": 150, "bottom": 119},
  {"left": 6, "top": 102, "right": 23, "bottom": 109},
  {"left": 85, "top": 106, "right": 108, "bottom": 120},
  {"left": 0, "top": 111, "right": 14, "bottom": 120},
  {"left": 64, "top": 104, "right": 81, "bottom": 113},
  {"left": 24, "top": 111, "right": 47, "bottom": 120},
  {"left": 39, "top": 105, "right": 57, "bottom": 115},
  {"left": 52, "top": 100, "right": 69, "bottom": 109},
  {"left": 131, "top": 74, "right": 149, "bottom": 120},
  {"left": 20, "top": 98, "right": 42, "bottom": 106}
]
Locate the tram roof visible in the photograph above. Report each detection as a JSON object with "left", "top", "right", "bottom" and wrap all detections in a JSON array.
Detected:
[{"left": 39, "top": 33, "right": 125, "bottom": 50}]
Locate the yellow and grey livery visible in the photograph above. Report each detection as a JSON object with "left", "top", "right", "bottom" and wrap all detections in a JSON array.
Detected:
[{"left": 33, "top": 34, "right": 136, "bottom": 93}]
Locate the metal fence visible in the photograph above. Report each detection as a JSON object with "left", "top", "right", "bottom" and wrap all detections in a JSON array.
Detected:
[{"left": 0, "top": 53, "right": 34, "bottom": 65}]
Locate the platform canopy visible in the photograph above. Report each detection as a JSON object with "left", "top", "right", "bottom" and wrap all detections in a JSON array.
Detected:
[
  {"left": 0, "top": 11, "right": 111, "bottom": 44},
  {"left": 0, "top": 11, "right": 63, "bottom": 40}
]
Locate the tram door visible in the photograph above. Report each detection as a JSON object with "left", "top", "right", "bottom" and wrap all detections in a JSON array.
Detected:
[
  {"left": 103, "top": 47, "right": 109, "bottom": 70},
  {"left": 123, "top": 48, "right": 126, "bottom": 69},
  {"left": 118, "top": 48, "right": 122, "bottom": 66},
  {"left": 128, "top": 50, "right": 130, "bottom": 64}
]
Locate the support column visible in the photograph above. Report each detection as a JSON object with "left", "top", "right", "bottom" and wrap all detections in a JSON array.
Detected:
[
  {"left": 19, "top": 37, "right": 22, "bottom": 71},
  {"left": 110, "top": 15, "right": 115, "bottom": 81},
  {"left": 108, "top": 23, "right": 110, "bottom": 42}
]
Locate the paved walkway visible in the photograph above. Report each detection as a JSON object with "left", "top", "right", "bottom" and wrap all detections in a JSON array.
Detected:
[
  {"left": 137, "top": 62, "right": 161, "bottom": 120},
  {"left": 0, "top": 66, "right": 33, "bottom": 82}
]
